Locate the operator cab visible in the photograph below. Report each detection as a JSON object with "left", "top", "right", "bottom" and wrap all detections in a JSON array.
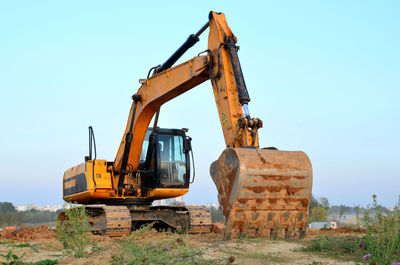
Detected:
[{"left": 139, "top": 128, "right": 193, "bottom": 190}]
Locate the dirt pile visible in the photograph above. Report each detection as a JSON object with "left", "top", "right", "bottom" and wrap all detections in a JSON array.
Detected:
[
  {"left": 306, "top": 227, "right": 366, "bottom": 237},
  {"left": 211, "top": 222, "right": 225, "bottom": 233},
  {"left": 0, "top": 225, "right": 54, "bottom": 242}
]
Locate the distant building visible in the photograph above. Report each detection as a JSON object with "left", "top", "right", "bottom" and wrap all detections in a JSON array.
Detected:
[
  {"left": 152, "top": 196, "right": 185, "bottom": 206},
  {"left": 309, "top": 221, "right": 337, "bottom": 229},
  {"left": 205, "top": 203, "right": 219, "bottom": 209},
  {"left": 15, "top": 204, "right": 64, "bottom": 212}
]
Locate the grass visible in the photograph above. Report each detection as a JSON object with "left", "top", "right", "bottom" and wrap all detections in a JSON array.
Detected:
[
  {"left": 12, "top": 243, "right": 30, "bottom": 248},
  {"left": 210, "top": 235, "right": 294, "bottom": 264},
  {"left": 28, "top": 260, "right": 58, "bottom": 265},
  {"left": 218, "top": 246, "right": 289, "bottom": 264},
  {"left": 110, "top": 223, "right": 224, "bottom": 265},
  {"left": 301, "top": 235, "right": 362, "bottom": 260},
  {"left": 302, "top": 195, "right": 400, "bottom": 264},
  {"left": 362, "top": 194, "right": 400, "bottom": 264},
  {"left": 0, "top": 250, "right": 24, "bottom": 265}
]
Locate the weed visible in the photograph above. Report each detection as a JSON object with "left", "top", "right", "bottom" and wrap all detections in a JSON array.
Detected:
[
  {"left": 55, "top": 204, "right": 91, "bottom": 258},
  {"left": 91, "top": 245, "right": 104, "bottom": 252},
  {"left": 302, "top": 235, "right": 362, "bottom": 258},
  {"left": 29, "top": 244, "right": 39, "bottom": 253},
  {"left": 361, "top": 194, "right": 400, "bottom": 264},
  {"left": 0, "top": 250, "right": 24, "bottom": 265},
  {"left": 111, "top": 223, "right": 222, "bottom": 265},
  {"left": 302, "top": 195, "right": 400, "bottom": 264},
  {"left": 29, "top": 260, "right": 58, "bottom": 265},
  {"left": 12, "top": 243, "right": 30, "bottom": 248}
]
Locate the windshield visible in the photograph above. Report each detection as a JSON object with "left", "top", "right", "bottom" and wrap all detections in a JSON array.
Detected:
[{"left": 158, "top": 134, "right": 186, "bottom": 186}]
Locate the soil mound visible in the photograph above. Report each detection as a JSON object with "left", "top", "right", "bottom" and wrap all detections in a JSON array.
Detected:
[
  {"left": 0, "top": 225, "right": 54, "bottom": 242},
  {"left": 306, "top": 227, "right": 366, "bottom": 237},
  {"left": 211, "top": 223, "right": 225, "bottom": 233}
]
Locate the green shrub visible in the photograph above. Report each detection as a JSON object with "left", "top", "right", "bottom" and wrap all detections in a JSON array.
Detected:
[
  {"left": 55, "top": 204, "right": 91, "bottom": 258},
  {"left": 302, "top": 195, "right": 400, "bottom": 264},
  {"left": 309, "top": 206, "right": 327, "bottom": 222},
  {"left": 30, "top": 259, "right": 58, "bottom": 265},
  {"left": 12, "top": 243, "right": 30, "bottom": 248},
  {"left": 362, "top": 194, "right": 400, "bottom": 264}
]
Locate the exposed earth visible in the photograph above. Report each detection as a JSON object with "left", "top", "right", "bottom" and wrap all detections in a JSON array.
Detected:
[{"left": 0, "top": 225, "right": 360, "bottom": 265}]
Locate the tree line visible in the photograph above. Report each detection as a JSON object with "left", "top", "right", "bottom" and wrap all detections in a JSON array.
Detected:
[
  {"left": 0, "top": 202, "right": 61, "bottom": 227},
  {"left": 308, "top": 194, "right": 391, "bottom": 224}
]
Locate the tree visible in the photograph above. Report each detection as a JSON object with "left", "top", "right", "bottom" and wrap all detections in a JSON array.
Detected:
[
  {"left": 309, "top": 206, "right": 327, "bottom": 222},
  {"left": 0, "top": 212, "right": 3, "bottom": 226},
  {"left": 16, "top": 212, "right": 26, "bottom": 226},
  {"left": 5, "top": 212, "right": 16, "bottom": 226},
  {"left": 309, "top": 194, "right": 319, "bottom": 212},
  {"left": 0, "top": 202, "right": 16, "bottom": 215},
  {"left": 209, "top": 206, "right": 224, "bottom": 223},
  {"left": 319, "top": 197, "right": 330, "bottom": 210},
  {"left": 356, "top": 206, "right": 360, "bottom": 226},
  {"left": 339, "top": 205, "right": 346, "bottom": 224}
]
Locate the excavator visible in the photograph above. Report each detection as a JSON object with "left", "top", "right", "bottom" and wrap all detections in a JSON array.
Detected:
[{"left": 61, "top": 11, "right": 313, "bottom": 239}]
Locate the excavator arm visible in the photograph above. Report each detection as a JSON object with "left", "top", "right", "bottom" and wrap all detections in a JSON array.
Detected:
[
  {"left": 114, "top": 12, "right": 262, "bottom": 181},
  {"left": 113, "top": 55, "right": 209, "bottom": 183}
]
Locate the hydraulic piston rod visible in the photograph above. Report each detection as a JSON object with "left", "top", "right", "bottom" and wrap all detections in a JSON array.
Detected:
[{"left": 157, "top": 22, "right": 210, "bottom": 73}]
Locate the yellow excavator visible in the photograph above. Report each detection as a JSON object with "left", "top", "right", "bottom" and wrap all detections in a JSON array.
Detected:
[{"left": 61, "top": 11, "right": 313, "bottom": 239}]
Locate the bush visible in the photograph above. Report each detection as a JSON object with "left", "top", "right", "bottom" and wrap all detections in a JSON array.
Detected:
[
  {"left": 55, "top": 204, "right": 91, "bottom": 258},
  {"left": 302, "top": 195, "right": 400, "bottom": 264},
  {"left": 309, "top": 206, "right": 327, "bottom": 222},
  {"left": 362, "top": 194, "right": 400, "bottom": 264}
]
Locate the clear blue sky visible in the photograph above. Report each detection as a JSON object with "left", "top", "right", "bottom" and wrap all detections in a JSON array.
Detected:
[{"left": 0, "top": 1, "right": 399, "bottom": 207}]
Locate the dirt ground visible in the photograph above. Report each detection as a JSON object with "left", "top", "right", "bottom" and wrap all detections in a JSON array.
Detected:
[{"left": 0, "top": 225, "right": 359, "bottom": 265}]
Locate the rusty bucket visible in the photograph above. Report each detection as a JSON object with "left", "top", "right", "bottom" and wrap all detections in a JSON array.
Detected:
[{"left": 210, "top": 148, "right": 312, "bottom": 239}]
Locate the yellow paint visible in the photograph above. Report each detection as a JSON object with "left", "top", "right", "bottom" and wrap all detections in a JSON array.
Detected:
[{"left": 148, "top": 188, "right": 189, "bottom": 199}]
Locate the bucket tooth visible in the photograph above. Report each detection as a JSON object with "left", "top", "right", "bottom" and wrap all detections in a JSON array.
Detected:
[{"left": 210, "top": 147, "right": 312, "bottom": 239}]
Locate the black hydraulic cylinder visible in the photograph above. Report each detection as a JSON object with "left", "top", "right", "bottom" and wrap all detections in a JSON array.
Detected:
[
  {"left": 225, "top": 36, "right": 250, "bottom": 105},
  {"left": 156, "top": 22, "right": 209, "bottom": 73}
]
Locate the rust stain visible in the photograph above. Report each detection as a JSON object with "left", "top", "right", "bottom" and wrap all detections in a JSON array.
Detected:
[{"left": 261, "top": 174, "right": 291, "bottom": 181}]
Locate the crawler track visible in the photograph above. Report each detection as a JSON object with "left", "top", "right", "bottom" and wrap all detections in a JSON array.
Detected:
[
  {"left": 61, "top": 204, "right": 212, "bottom": 237},
  {"left": 103, "top": 206, "right": 131, "bottom": 236},
  {"left": 186, "top": 205, "right": 212, "bottom": 234}
]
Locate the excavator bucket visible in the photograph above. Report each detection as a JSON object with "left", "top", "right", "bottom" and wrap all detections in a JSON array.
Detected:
[{"left": 210, "top": 148, "right": 312, "bottom": 239}]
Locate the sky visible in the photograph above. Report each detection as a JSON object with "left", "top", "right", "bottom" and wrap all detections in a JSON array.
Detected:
[{"left": 0, "top": 1, "right": 399, "bottom": 207}]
